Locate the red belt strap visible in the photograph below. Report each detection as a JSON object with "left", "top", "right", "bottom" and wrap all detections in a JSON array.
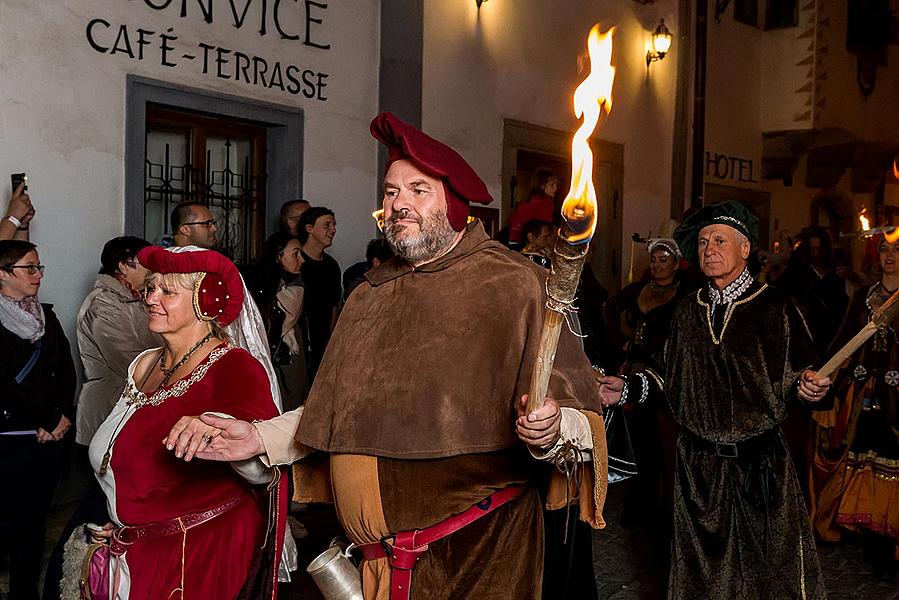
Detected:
[
  {"left": 356, "top": 485, "right": 526, "bottom": 600},
  {"left": 110, "top": 491, "right": 247, "bottom": 555}
]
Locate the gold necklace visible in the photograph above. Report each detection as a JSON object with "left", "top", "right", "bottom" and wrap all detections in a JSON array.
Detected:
[{"left": 159, "top": 332, "right": 215, "bottom": 387}]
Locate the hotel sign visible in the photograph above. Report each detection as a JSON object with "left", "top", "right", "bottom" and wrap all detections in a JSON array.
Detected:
[{"left": 705, "top": 152, "right": 760, "bottom": 184}]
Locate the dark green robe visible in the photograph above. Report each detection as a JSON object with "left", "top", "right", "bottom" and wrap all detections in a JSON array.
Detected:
[{"left": 664, "top": 279, "right": 826, "bottom": 600}]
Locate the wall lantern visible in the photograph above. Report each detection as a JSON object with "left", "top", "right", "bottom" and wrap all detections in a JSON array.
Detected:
[{"left": 646, "top": 19, "right": 672, "bottom": 67}]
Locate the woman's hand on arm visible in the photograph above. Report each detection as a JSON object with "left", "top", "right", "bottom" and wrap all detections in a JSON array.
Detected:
[
  {"left": 164, "top": 414, "right": 265, "bottom": 462},
  {"left": 164, "top": 415, "right": 223, "bottom": 461}
]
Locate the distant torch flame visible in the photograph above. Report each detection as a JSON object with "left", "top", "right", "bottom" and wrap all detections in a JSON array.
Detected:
[
  {"left": 560, "top": 24, "right": 615, "bottom": 244},
  {"left": 372, "top": 209, "right": 385, "bottom": 232},
  {"left": 859, "top": 208, "right": 871, "bottom": 231},
  {"left": 886, "top": 228, "right": 899, "bottom": 244},
  {"left": 373, "top": 208, "right": 475, "bottom": 232}
]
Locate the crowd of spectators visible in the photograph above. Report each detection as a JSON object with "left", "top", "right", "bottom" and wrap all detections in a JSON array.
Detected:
[{"left": 1, "top": 171, "right": 896, "bottom": 598}]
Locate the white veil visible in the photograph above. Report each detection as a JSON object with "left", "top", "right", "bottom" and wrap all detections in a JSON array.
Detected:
[
  {"left": 167, "top": 246, "right": 283, "bottom": 412},
  {"left": 167, "top": 246, "right": 296, "bottom": 579}
]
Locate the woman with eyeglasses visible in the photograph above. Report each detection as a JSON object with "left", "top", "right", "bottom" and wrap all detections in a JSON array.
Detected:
[
  {"left": 0, "top": 240, "right": 76, "bottom": 600},
  {"left": 249, "top": 232, "right": 309, "bottom": 412}
]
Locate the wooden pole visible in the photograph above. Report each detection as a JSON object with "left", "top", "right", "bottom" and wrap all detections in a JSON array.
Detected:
[
  {"left": 525, "top": 232, "right": 590, "bottom": 413},
  {"left": 817, "top": 287, "right": 899, "bottom": 379}
]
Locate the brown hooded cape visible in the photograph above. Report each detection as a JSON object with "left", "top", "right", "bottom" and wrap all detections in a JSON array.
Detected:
[{"left": 295, "top": 222, "right": 606, "bottom": 599}]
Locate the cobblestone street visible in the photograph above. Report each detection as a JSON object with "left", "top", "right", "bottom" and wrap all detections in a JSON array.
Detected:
[
  {"left": 592, "top": 484, "right": 899, "bottom": 600},
  {"left": 5, "top": 460, "right": 897, "bottom": 599}
]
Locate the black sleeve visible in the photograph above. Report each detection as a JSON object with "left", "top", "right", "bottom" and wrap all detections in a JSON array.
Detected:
[
  {"left": 0, "top": 334, "right": 30, "bottom": 428},
  {"left": 42, "top": 309, "right": 77, "bottom": 431}
]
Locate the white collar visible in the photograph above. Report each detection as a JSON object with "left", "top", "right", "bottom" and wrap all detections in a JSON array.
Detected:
[{"left": 708, "top": 268, "right": 753, "bottom": 305}]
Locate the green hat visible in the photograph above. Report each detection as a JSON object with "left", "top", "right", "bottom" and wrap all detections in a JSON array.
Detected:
[{"left": 673, "top": 200, "right": 759, "bottom": 265}]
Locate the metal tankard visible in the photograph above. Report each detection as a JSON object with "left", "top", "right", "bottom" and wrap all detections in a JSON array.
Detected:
[{"left": 307, "top": 538, "right": 364, "bottom": 600}]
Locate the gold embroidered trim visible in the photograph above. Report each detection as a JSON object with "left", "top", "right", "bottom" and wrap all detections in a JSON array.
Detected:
[
  {"left": 124, "top": 346, "right": 231, "bottom": 408},
  {"left": 192, "top": 272, "right": 216, "bottom": 322},
  {"left": 644, "top": 367, "right": 664, "bottom": 389},
  {"left": 844, "top": 450, "right": 899, "bottom": 481},
  {"left": 695, "top": 284, "right": 768, "bottom": 345}
]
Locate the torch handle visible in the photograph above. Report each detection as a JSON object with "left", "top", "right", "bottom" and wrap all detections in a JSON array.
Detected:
[
  {"left": 817, "top": 321, "right": 878, "bottom": 380},
  {"left": 526, "top": 310, "right": 566, "bottom": 413}
]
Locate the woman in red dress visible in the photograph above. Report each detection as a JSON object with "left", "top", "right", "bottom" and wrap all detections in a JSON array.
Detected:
[
  {"left": 89, "top": 246, "right": 288, "bottom": 599},
  {"left": 507, "top": 167, "right": 561, "bottom": 247}
]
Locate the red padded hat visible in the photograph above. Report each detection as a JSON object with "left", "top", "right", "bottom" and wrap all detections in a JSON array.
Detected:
[
  {"left": 370, "top": 112, "right": 493, "bottom": 231},
  {"left": 137, "top": 246, "right": 244, "bottom": 326}
]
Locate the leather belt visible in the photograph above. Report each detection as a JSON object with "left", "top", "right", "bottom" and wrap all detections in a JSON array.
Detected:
[
  {"left": 685, "top": 428, "right": 780, "bottom": 459},
  {"left": 356, "top": 485, "right": 526, "bottom": 600},
  {"left": 111, "top": 491, "right": 248, "bottom": 555}
]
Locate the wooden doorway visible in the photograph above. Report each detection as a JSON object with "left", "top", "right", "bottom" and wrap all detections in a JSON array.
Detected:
[{"left": 502, "top": 119, "right": 623, "bottom": 291}]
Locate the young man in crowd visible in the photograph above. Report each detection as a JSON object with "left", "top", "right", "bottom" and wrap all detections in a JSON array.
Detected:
[{"left": 298, "top": 206, "right": 341, "bottom": 377}]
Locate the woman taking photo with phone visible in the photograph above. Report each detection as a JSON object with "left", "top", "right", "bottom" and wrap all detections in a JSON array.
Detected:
[{"left": 0, "top": 240, "right": 76, "bottom": 600}]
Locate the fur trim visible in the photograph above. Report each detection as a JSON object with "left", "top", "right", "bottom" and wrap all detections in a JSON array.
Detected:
[{"left": 61, "top": 527, "right": 90, "bottom": 600}]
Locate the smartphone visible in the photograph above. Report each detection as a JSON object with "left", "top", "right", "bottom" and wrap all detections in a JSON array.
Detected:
[{"left": 11, "top": 172, "right": 27, "bottom": 193}]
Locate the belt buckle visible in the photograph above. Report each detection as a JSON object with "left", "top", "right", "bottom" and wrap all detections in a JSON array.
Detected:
[
  {"left": 715, "top": 442, "right": 739, "bottom": 458},
  {"left": 380, "top": 534, "right": 395, "bottom": 558}
]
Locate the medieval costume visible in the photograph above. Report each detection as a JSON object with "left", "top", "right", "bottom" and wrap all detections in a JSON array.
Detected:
[
  {"left": 255, "top": 113, "right": 608, "bottom": 600},
  {"left": 89, "top": 247, "right": 289, "bottom": 599},
  {"left": 604, "top": 238, "right": 687, "bottom": 535},
  {"left": 810, "top": 279, "right": 899, "bottom": 579},
  {"left": 621, "top": 202, "right": 827, "bottom": 599}
]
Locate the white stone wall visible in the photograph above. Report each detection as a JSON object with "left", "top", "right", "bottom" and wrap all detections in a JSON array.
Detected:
[
  {"left": 421, "top": 0, "right": 679, "bottom": 283},
  {"left": 0, "top": 0, "right": 381, "bottom": 333}
]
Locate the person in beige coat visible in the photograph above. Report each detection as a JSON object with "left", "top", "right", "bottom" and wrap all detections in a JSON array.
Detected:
[{"left": 75, "top": 236, "right": 162, "bottom": 446}]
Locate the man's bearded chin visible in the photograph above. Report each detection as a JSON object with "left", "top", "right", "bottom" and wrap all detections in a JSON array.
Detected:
[{"left": 385, "top": 207, "right": 457, "bottom": 264}]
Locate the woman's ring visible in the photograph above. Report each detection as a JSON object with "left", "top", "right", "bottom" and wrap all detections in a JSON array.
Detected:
[{"left": 203, "top": 435, "right": 213, "bottom": 445}]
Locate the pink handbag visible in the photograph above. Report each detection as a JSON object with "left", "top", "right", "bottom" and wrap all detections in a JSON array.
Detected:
[{"left": 80, "top": 543, "right": 110, "bottom": 600}]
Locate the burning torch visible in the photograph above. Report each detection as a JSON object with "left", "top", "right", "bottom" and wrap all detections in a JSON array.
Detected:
[{"left": 526, "top": 24, "right": 615, "bottom": 413}]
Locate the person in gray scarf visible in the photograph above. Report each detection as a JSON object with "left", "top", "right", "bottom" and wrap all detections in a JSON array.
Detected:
[{"left": 0, "top": 239, "right": 76, "bottom": 600}]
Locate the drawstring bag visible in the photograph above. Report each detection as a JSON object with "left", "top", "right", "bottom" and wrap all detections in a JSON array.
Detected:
[{"left": 604, "top": 406, "right": 638, "bottom": 483}]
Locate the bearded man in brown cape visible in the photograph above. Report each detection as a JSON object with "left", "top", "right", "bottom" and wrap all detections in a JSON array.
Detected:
[
  {"left": 164, "top": 112, "right": 609, "bottom": 600},
  {"left": 599, "top": 201, "right": 831, "bottom": 599}
]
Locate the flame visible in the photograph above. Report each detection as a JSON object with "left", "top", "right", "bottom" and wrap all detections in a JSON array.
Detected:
[
  {"left": 859, "top": 208, "right": 871, "bottom": 231},
  {"left": 560, "top": 24, "right": 615, "bottom": 244},
  {"left": 894, "top": 158, "right": 899, "bottom": 180},
  {"left": 372, "top": 209, "right": 385, "bottom": 231},
  {"left": 372, "top": 209, "right": 475, "bottom": 232},
  {"left": 886, "top": 228, "right": 899, "bottom": 244}
]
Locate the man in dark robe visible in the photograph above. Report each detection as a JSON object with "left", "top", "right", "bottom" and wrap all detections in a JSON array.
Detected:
[
  {"left": 164, "top": 112, "right": 609, "bottom": 600},
  {"left": 599, "top": 201, "right": 831, "bottom": 599}
]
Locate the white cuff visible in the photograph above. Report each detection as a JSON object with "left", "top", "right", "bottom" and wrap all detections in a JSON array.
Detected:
[
  {"left": 528, "top": 407, "right": 594, "bottom": 461},
  {"left": 6, "top": 215, "right": 21, "bottom": 228},
  {"left": 254, "top": 407, "right": 314, "bottom": 467}
]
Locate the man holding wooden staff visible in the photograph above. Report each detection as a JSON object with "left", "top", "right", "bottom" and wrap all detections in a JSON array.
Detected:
[
  {"left": 599, "top": 200, "right": 830, "bottom": 599},
  {"left": 163, "top": 112, "right": 608, "bottom": 600}
]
